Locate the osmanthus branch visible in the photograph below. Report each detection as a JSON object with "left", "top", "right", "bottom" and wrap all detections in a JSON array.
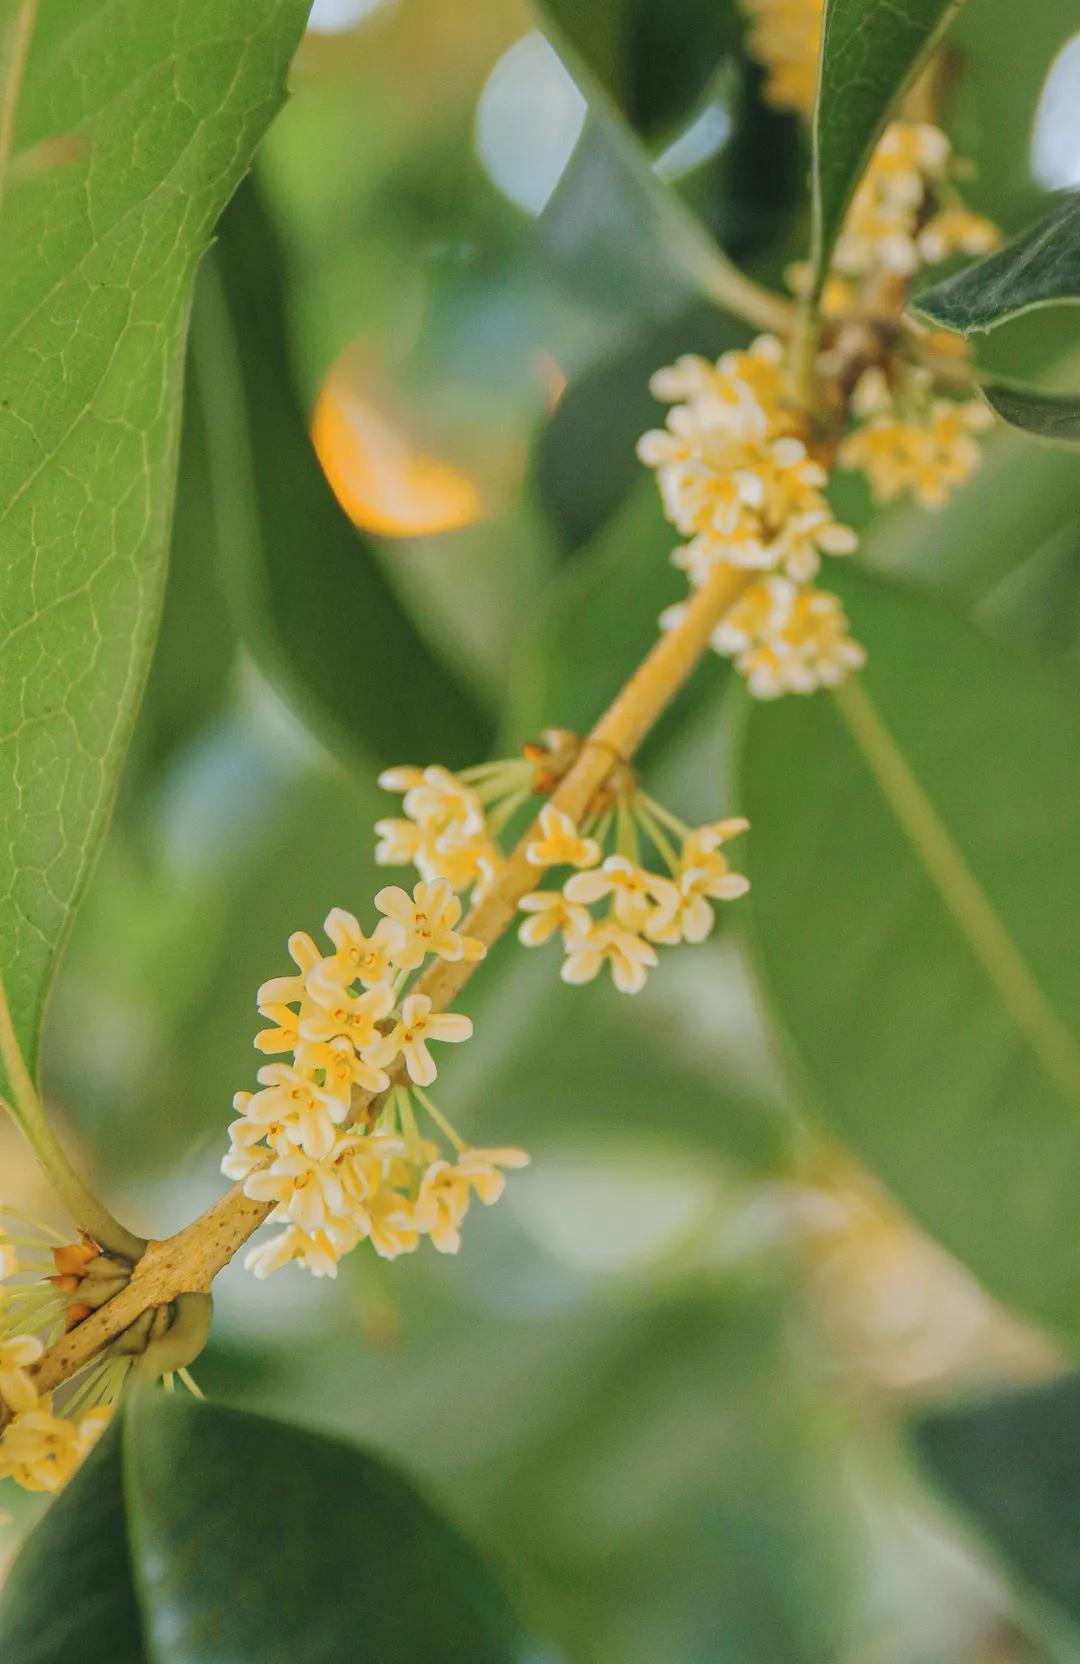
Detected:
[{"left": 21, "top": 559, "right": 758, "bottom": 1408}]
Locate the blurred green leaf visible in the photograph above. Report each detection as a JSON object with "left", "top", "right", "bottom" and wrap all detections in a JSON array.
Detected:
[
  {"left": 738, "top": 565, "right": 1080, "bottom": 1341},
  {"left": 534, "top": 306, "right": 749, "bottom": 553},
  {"left": 0, "top": 1389, "right": 522, "bottom": 1663},
  {"left": 915, "top": 1374, "right": 1080, "bottom": 1634},
  {"left": 0, "top": 1420, "right": 144, "bottom": 1664},
  {"left": 196, "top": 175, "right": 494, "bottom": 772},
  {"left": 982, "top": 382, "right": 1080, "bottom": 444},
  {"left": 916, "top": 195, "right": 1080, "bottom": 334},
  {"left": 811, "top": 0, "right": 967, "bottom": 296},
  {"left": 503, "top": 480, "right": 726, "bottom": 763},
  {"left": 0, "top": 0, "right": 309, "bottom": 1080},
  {"left": 125, "top": 369, "right": 238, "bottom": 791},
  {"left": 536, "top": 0, "right": 741, "bottom": 146}
]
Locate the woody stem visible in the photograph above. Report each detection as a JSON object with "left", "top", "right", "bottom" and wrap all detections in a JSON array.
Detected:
[{"left": 16, "top": 559, "right": 756, "bottom": 1416}]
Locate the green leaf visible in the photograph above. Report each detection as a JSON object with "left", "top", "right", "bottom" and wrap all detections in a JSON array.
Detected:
[
  {"left": 916, "top": 194, "right": 1080, "bottom": 334},
  {"left": 503, "top": 479, "right": 726, "bottom": 763},
  {"left": 195, "top": 175, "right": 494, "bottom": 772},
  {"left": 0, "top": 1390, "right": 523, "bottom": 1663},
  {"left": 0, "top": 0, "right": 310, "bottom": 1078},
  {"left": 982, "top": 382, "right": 1080, "bottom": 444},
  {"left": 811, "top": 0, "right": 967, "bottom": 296},
  {"left": 737, "top": 565, "right": 1080, "bottom": 1341},
  {"left": 0, "top": 1420, "right": 144, "bottom": 1663},
  {"left": 915, "top": 1375, "right": 1080, "bottom": 1636},
  {"left": 536, "top": 0, "right": 741, "bottom": 145}
]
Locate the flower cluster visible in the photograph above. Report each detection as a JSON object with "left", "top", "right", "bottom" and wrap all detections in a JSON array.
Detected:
[
  {"left": 741, "top": 0, "right": 821, "bottom": 116},
  {"left": 224, "top": 890, "right": 528, "bottom": 1279},
  {"left": 0, "top": 1218, "right": 116, "bottom": 1495},
  {"left": 637, "top": 335, "right": 865, "bottom": 697},
  {"left": 838, "top": 366, "right": 994, "bottom": 509},
  {"left": 832, "top": 124, "right": 999, "bottom": 284},
  {"left": 517, "top": 802, "right": 749, "bottom": 993},
  {"left": 806, "top": 121, "right": 1000, "bottom": 507}
]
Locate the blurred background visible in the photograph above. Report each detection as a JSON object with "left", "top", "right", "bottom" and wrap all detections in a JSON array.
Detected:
[{"left": 6, "top": 0, "right": 1080, "bottom": 1657}]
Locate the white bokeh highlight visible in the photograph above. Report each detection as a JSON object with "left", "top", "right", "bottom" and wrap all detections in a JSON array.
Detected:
[
  {"left": 1031, "top": 33, "right": 1080, "bottom": 189},
  {"left": 475, "top": 32, "right": 587, "bottom": 215}
]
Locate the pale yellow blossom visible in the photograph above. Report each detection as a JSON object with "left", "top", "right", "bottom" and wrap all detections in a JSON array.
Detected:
[
  {"left": 525, "top": 805, "right": 602, "bottom": 870},
  {"left": 363, "top": 994, "right": 473, "bottom": 1088},
  {"left": 299, "top": 980, "right": 395, "bottom": 1053},
  {"left": 561, "top": 920, "right": 659, "bottom": 995},
  {"left": 375, "top": 879, "right": 484, "bottom": 969},
  {"left": 0, "top": 1336, "right": 43, "bottom": 1416},
  {"left": 565, "top": 855, "right": 679, "bottom": 935},
  {"left": 517, "top": 891, "right": 592, "bottom": 946},
  {"left": 315, "top": 908, "right": 408, "bottom": 989}
]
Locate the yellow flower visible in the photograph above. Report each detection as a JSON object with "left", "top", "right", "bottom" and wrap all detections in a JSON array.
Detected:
[
  {"left": 244, "top": 1223, "right": 356, "bottom": 1280},
  {"left": 650, "top": 825, "right": 751, "bottom": 944},
  {"left": 293, "top": 1037, "right": 388, "bottom": 1103},
  {"left": 564, "top": 855, "right": 679, "bottom": 935},
  {"left": 517, "top": 890, "right": 592, "bottom": 946},
  {"left": 839, "top": 392, "right": 993, "bottom": 508},
  {"left": 316, "top": 908, "right": 408, "bottom": 989},
  {"left": 244, "top": 1062, "right": 352, "bottom": 1159},
  {"left": 560, "top": 920, "right": 659, "bottom": 995},
  {"left": 0, "top": 1336, "right": 43, "bottom": 1416},
  {"left": 242, "top": 1148, "right": 348, "bottom": 1234},
  {"left": 253, "top": 1001, "right": 302, "bottom": 1055},
  {"left": 256, "top": 930, "right": 323, "bottom": 1009},
  {"left": 742, "top": 0, "right": 822, "bottom": 116},
  {"left": 833, "top": 122, "right": 951, "bottom": 279},
  {"left": 374, "top": 879, "right": 485, "bottom": 969},
  {"left": 362, "top": 994, "right": 473, "bottom": 1088},
  {"left": 413, "top": 1147, "right": 531, "bottom": 1253},
  {"left": 396, "top": 764, "right": 486, "bottom": 838},
  {"left": 917, "top": 206, "right": 1001, "bottom": 264},
  {"left": 0, "top": 1405, "right": 82, "bottom": 1493},
  {"left": 299, "top": 979, "right": 395, "bottom": 1053},
  {"left": 221, "top": 1112, "right": 277, "bottom": 1180},
  {"left": 525, "top": 805, "right": 602, "bottom": 870}
]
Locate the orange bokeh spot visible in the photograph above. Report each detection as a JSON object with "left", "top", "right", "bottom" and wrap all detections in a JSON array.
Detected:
[{"left": 311, "top": 374, "right": 484, "bottom": 538}]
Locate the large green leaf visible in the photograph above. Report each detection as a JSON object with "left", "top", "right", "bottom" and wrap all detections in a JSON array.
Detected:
[
  {"left": 916, "top": 195, "right": 1080, "bottom": 334},
  {"left": 915, "top": 1375, "right": 1080, "bottom": 1636},
  {"left": 0, "top": 0, "right": 310, "bottom": 1077},
  {"left": 811, "top": 0, "right": 967, "bottom": 295},
  {"left": 982, "top": 382, "right": 1080, "bottom": 445},
  {"left": 194, "top": 175, "right": 493, "bottom": 772},
  {"left": 536, "top": 0, "right": 741, "bottom": 146},
  {"left": 0, "top": 1390, "right": 522, "bottom": 1663},
  {"left": 738, "top": 565, "right": 1080, "bottom": 1341}
]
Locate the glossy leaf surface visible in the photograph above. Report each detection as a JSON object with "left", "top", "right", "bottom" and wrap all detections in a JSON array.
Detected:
[
  {"left": 811, "top": 0, "right": 966, "bottom": 294},
  {"left": 916, "top": 194, "right": 1080, "bottom": 334},
  {"left": 739, "top": 566, "right": 1080, "bottom": 1340},
  {"left": 0, "top": 0, "right": 309, "bottom": 1078},
  {"left": 0, "top": 1391, "right": 522, "bottom": 1663}
]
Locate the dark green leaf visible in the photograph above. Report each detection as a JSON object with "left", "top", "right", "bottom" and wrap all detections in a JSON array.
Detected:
[
  {"left": 196, "top": 175, "right": 493, "bottom": 772},
  {"left": 0, "top": 0, "right": 310, "bottom": 1080},
  {"left": 916, "top": 1375, "right": 1080, "bottom": 1632},
  {"left": 811, "top": 0, "right": 967, "bottom": 295},
  {"left": 738, "top": 565, "right": 1080, "bottom": 1341},
  {"left": 0, "top": 1420, "right": 145, "bottom": 1664},
  {"left": 0, "top": 1391, "right": 523, "bottom": 1664},
  {"left": 916, "top": 194, "right": 1080, "bottom": 334},
  {"left": 503, "top": 480, "right": 725, "bottom": 763},
  {"left": 981, "top": 382, "right": 1080, "bottom": 443},
  {"left": 536, "top": 0, "right": 741, "bottom": 146}
]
